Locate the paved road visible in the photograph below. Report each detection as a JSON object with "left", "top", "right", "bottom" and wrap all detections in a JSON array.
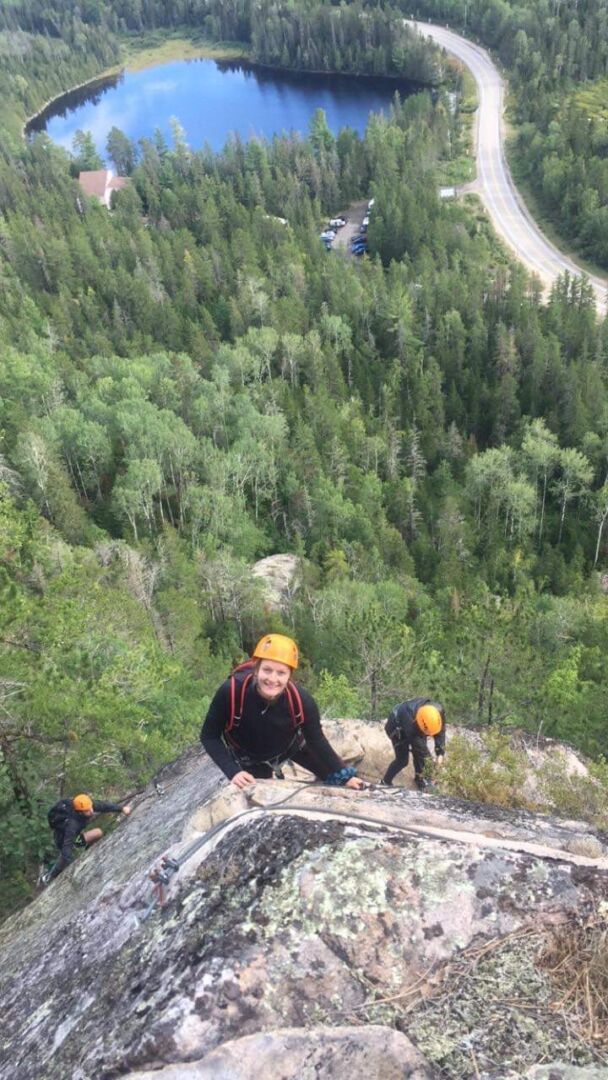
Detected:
[{"left": 410, "top": 21, "right": 608, "bottom": 313}]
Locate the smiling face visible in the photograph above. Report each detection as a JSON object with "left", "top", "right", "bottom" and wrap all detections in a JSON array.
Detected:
[{"left": 255, "top": 659, "right": 292, "bottom": 701}]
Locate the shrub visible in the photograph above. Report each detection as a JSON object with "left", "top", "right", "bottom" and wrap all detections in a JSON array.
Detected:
[
  {"left": 435, "top": 728, "right": 529, "bottom": 808},
  {"left": 536, "top": 756, "right": 608, "bottom": 829},
  {"left": 315, "top": 670, "right": 365, "bottom": 719}
]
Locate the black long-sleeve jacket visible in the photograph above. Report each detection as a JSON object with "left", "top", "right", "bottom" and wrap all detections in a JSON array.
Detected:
[
  {"left": 200, "top": 678, "right": 343, "bottom": 780},
  {"left": 383, "top": 697, "right": 446, "bottom": 785},
  {"left": 54, "top": 801, "right": 123, "bottom": 863}
]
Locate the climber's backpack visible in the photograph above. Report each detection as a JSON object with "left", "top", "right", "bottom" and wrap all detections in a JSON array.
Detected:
[
  {"left": 47, "top": 798, "right": 72, "bottom": 831},
  {"left": 226, "top": 660, "right": 305, "bottom": 733},
  {"left": 385, "top": 707, "right": 407, "bottom": 746}
]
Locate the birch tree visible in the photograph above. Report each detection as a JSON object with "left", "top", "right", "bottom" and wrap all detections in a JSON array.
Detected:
[
  {"left": 521, "top": 418, "right": 560, "bottom": 544},
  {"left": 552, "top": 447, "right": 593, "bottom": 543}
]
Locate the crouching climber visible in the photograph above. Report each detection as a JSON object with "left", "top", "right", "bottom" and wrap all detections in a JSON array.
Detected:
[
  {"left": 44, "top": 794, "right": 132, "bottom": 882},
  {"left": 383, "top": 699, "right": 446, "bottom": 790},
  {"left": 201, "top": 633, "right": 365, "bottom": 791}
]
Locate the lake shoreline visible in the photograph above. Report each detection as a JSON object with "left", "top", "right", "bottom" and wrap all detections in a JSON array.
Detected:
[
  {"left": 24, "top": 32, "right": 432, "bottom": 143},
  {"left": 23, "top": 37, "right": 249, "bottom": 140},
  {"left": 23, "top": 71, "right": 123, "bottom": 139},
  {"left": 234, "top": 57, "right": 430, "bottom": 84}
]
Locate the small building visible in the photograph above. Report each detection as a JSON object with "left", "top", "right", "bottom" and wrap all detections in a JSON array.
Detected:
[{"left": 78, "top": 169, "right": 130, "bottom": 209}]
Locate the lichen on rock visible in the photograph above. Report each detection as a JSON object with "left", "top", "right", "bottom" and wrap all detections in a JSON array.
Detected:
[{"left": 1, "top": 744, "right": 608, "bottom": 1080}]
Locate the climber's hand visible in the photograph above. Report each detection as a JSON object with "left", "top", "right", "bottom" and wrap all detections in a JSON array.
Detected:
[
  {"left": 345, "top": 776, "right": 366, "bottom": 790},
  {"left": 231, "top": 771, "right": 257, "bottom": 789}
]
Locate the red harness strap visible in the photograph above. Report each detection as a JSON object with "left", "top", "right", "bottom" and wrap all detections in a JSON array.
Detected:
[{"left": 285, "top": 681, "right": 304, "bottom": 727}]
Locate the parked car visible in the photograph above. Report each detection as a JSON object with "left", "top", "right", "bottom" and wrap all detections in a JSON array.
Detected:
[
  {"left": 367, "top": 198, "right": 375, "bottom": 210},
  {"left": 351, "top": 239, "right": 367, "bottom": 254},
  {"left": 329, "top": 216, "right": 348, "bottom": 228},
  {"left": 320, "top": 230, "right": 336, "bottom": 242},
  {"left": 362, "top": 215, "right": 370, "bottom": 228}
]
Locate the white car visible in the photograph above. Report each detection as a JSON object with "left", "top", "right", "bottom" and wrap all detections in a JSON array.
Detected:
[
  {"left": 320, "top": 230, "right": 336, "bottom": 242},
  {"left": 329, "top": 217, "right": 347, "bottom": 228},
  {"left": 367, "top": 198, "right": 375, "bottom": 210}
]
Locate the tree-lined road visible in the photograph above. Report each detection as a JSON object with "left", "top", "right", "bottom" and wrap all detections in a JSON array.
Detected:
[{"left": 411, "top": 21, "right": 608, "bottom": 313}]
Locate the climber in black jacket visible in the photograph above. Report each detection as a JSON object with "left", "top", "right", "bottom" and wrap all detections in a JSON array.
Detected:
[
  {"left": 201, "top": 633, "right": 365, "bottom": 790},
  {"left": 383, "top": 698, "right": 446, "bottom": 789},
  {"left": 45, "top": 793, "right": 131, "bottom": 881}
]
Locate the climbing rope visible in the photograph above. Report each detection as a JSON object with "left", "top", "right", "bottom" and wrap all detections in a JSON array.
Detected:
[
  {"left": 139, "top": 778, "right": 608, "bottom": 922},
  {"left": 140, "top": 779, "right": 411, "bottom": 920}
]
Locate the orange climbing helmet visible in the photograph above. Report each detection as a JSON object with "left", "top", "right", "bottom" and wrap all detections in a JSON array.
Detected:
[
  {"left": 252, "top": 633, "right": 299, "bottom": 670},
  {"left": 415, "top": 704, "right": 443, "bottom": 737},
  {"left": 72, "top": 794, "right": 93, "bottom": 813}
]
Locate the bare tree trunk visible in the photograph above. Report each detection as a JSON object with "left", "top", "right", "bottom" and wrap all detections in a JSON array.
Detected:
[
  {"left": 539, "top": 471, "right": 548, "bottom": 543},
  {"left": 558, "top": 494, "right": 567, "bottom": 543},
  {"left": 478, "top": 654, "right": 491, "bottom": 722},
  {"left": 594, "top": 507, "right": 608, "bottom": 567},
  {"left": 370, "top": 669, "right": 378, "bottom": 723}
]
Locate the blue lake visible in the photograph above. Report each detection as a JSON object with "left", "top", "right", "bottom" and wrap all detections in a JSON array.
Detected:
[{"left": 28, "top": 58, "right": 420, "bottom": 155}]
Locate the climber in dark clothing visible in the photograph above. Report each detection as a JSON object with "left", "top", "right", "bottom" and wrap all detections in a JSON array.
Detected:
[
  {"left": 383, "top": 698, "right": 446, "bottom": 789},
  {"left": 45, "top": 794, "right": 131, "bottom": 881},
  {"left": 201, "top": 633, "right": 365, "bottom": 790}
]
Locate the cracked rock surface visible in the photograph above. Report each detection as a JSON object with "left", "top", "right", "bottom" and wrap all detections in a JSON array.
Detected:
[{"left": 1, "top": 739, "right": 608, "bottom": 1080}]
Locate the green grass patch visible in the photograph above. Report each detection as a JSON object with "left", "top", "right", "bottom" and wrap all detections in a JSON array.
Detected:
[
  {"left": 460, "top": 66, "right": 478, "bottom": 113},
  {"left": 436, "top": 155, "right": 475, "bottom": 185},
  {"left": 120, "top": 30, "right": 249, "bottom": 72},
  {"left": 434, "top": 66, "right": 477, "bottom": 186},
  {"left": 572, "top": 78, "right": 608, "bottom": 124}
]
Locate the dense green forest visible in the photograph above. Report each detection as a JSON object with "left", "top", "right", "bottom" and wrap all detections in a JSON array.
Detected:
[
  {"left": 404, "top": 0, "right": 608, "bottom": 265},
  {"left": 0, "top": 0, "right": 607, "bottom": 917},
  {"left": 5, "top": 0, "right": 608, "bottom": 259},
  {"left": 0, "top": 0, "right": 437, "bottom": 136}
]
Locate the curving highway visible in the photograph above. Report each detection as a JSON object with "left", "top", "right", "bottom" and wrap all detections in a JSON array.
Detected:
[{"left": 410, "top": 21, "right": 608, "bottom": 313}]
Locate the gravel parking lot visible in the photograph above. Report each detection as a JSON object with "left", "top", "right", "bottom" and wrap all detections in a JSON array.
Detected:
[{"left": 332, "top": 200, "right": 368, "bottom": 254}]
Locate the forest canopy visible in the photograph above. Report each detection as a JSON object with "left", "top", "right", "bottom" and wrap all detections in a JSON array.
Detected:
[{"left": 0, "top": 0, "right": 607, "bottom": 918}]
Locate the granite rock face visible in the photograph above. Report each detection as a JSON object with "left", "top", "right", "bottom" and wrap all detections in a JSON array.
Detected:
[
  {"left": 124, "top": 1025, "right": 434, "bottom": 1079},
  {"left": 250, "top": 553, "right": 300, "bottom": 612},
  {"left": 1, "top": 732, "right": 607, "bottom": 1080}
]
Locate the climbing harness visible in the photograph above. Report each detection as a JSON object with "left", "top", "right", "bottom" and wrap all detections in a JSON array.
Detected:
[{"left": 226, "top": 726, "right": 307, "bottom": 779}]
